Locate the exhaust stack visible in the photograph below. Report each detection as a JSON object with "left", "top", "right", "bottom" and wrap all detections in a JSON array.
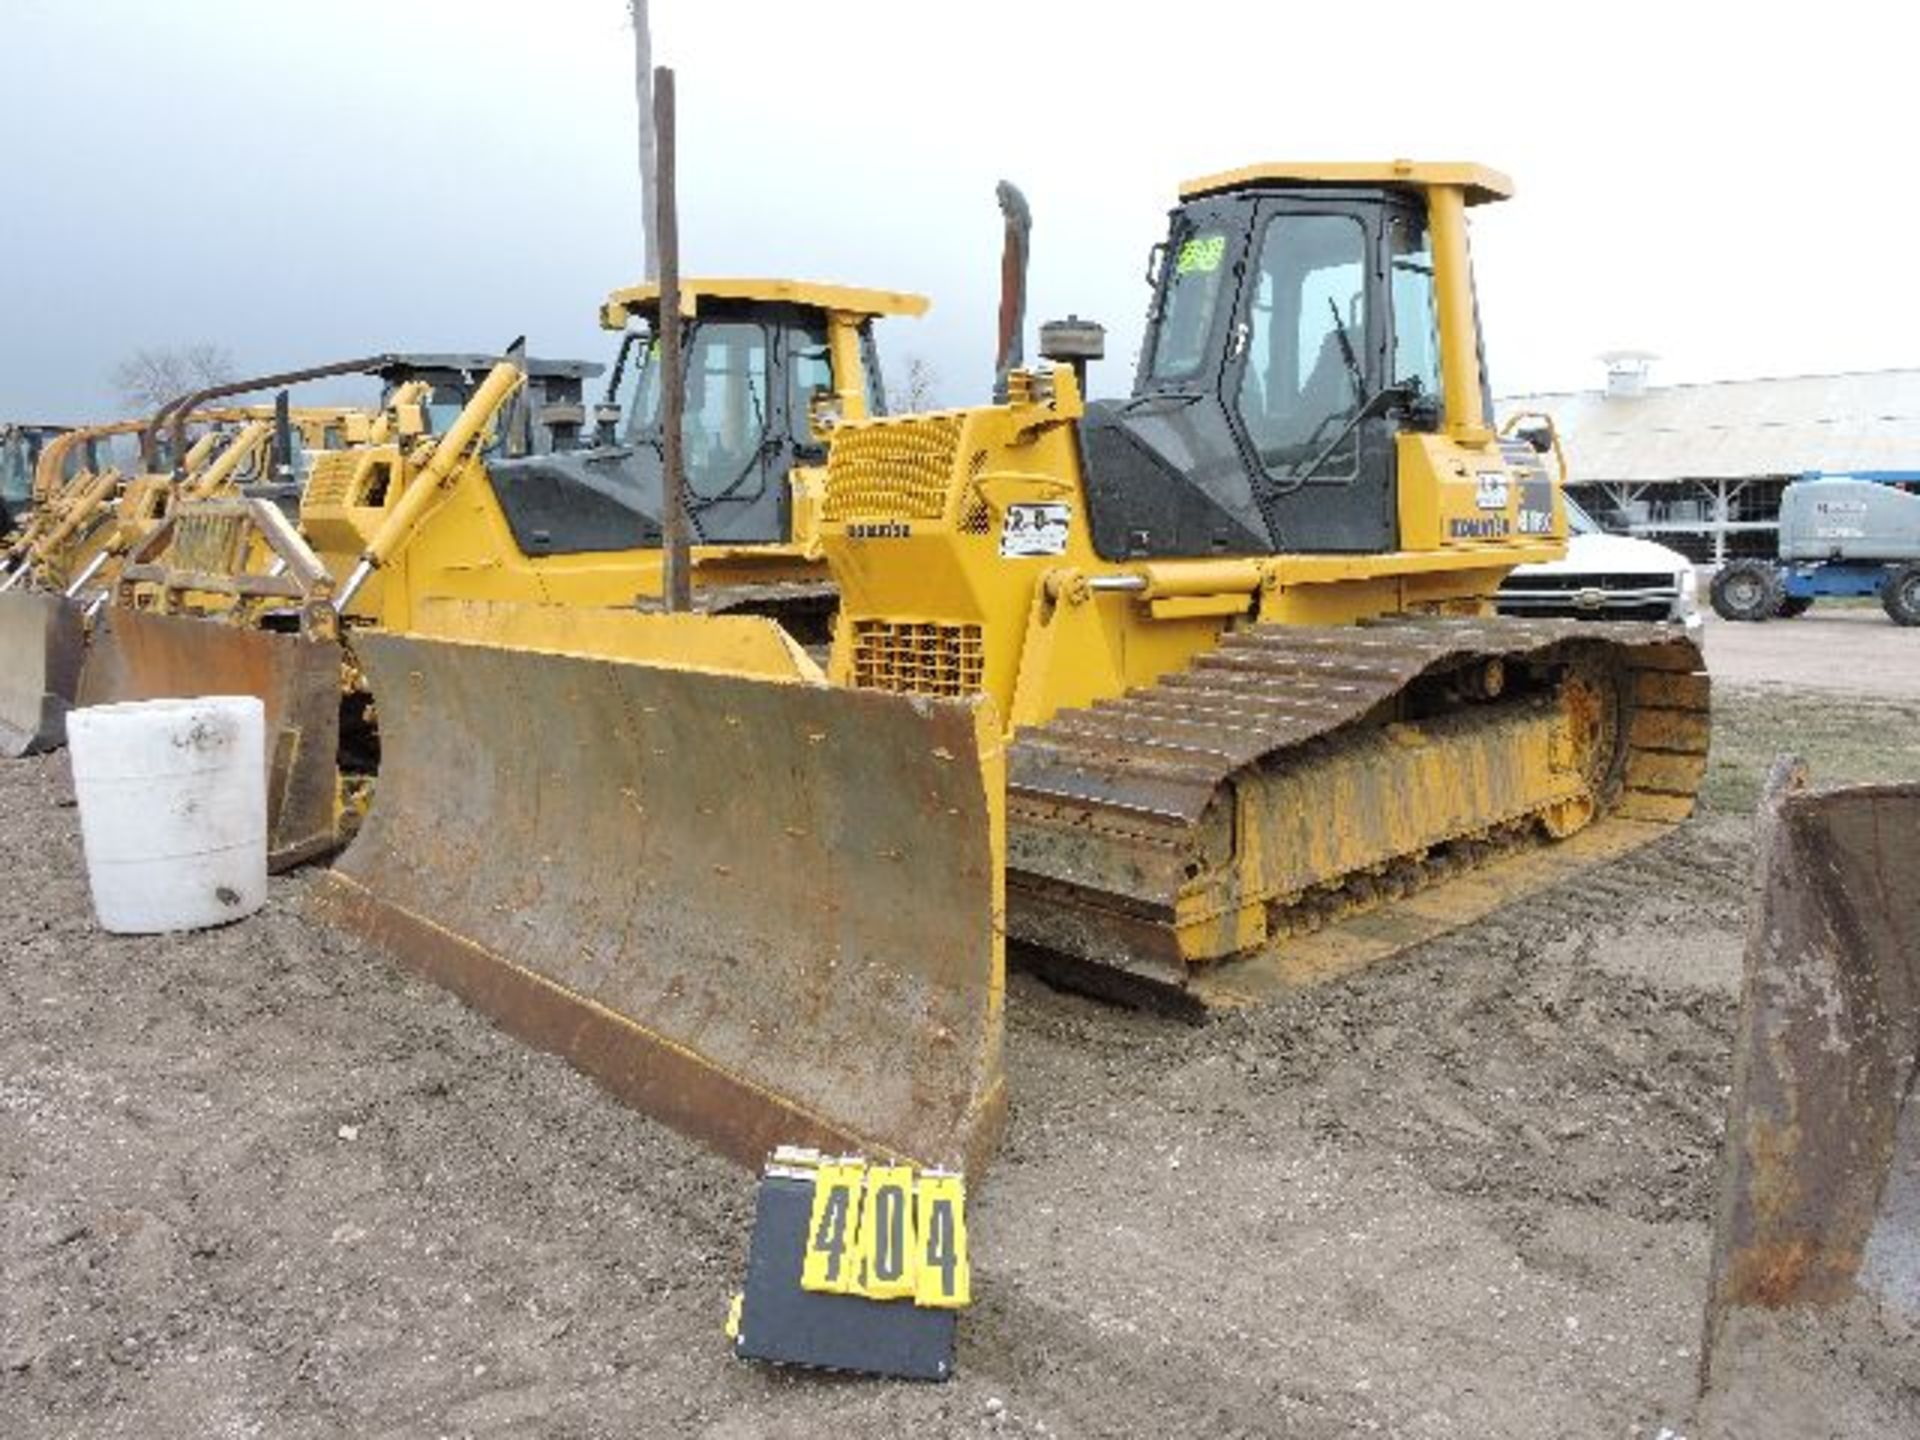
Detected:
[{"left": 993, "top": 180, "right": 1030, "bottom": 403}]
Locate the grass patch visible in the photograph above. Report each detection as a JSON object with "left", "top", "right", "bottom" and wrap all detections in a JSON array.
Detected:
[{"left": 1697, "top": 685, "right": 1920, "bottom": 813}]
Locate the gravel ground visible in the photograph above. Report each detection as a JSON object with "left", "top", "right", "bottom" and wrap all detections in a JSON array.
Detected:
[
  {"left": 5, "top": 682, "right": 1918, "bottom": 1439},
  {"left": 1699, "top": 605, "right": 1920, "bottom": 697}
]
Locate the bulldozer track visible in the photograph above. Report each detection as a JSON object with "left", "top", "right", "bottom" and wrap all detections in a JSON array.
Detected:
[{"left": 1005, "top": 617, "right": 1709, "bottom": 1006}]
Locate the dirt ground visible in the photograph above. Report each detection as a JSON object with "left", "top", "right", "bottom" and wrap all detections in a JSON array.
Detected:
[{"left": 6, "top": 641, "right": 1920, "bottom": 1436}]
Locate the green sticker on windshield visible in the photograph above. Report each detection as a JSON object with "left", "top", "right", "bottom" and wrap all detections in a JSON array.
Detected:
[{"left": 1176, "top": 234, "right": 1225, "bottom": 275}]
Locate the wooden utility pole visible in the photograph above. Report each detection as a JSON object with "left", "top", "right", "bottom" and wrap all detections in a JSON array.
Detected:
[
  {"left": 630, "top": 0, "right": 657, "bottom": 279},
  {"left": 655, "top": 66, "right": 692, "bottom": 613}
]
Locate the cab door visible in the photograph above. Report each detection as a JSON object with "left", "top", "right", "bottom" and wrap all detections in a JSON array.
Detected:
[{"left": 1220, "top": 195, "right": 1400, "bottom": 553}]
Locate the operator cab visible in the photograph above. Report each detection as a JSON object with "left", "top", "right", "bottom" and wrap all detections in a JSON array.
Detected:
[
  {"left": 485, "top": 279, "right": 925, "bottom": 557},
  {"left": 1082, "top": 162, "right": 1508, "bottom": 559}
]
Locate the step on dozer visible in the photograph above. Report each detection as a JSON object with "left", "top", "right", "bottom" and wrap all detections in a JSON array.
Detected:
[
  {"left": 310, "top": 605, "right": 1007, "bottom": 1172},
  {"left": 1696, "top": 759, "right": 1919, "bottom": 1435}
]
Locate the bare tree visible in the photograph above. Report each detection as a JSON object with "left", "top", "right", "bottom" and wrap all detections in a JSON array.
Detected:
[
  {"left": 109, "top": 342, "right": 237, "bottom": 412},
  {"left": 888, "top": 355, "right": 941, "bottom": 413},
  {"left": 629, "top": 0, "right": 657, "bottom": 279}
]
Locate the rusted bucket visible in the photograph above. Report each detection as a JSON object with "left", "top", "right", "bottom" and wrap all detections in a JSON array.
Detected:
[
  {"left": 1699, "top": 758, "right": 1920, "bottom": 1431},
  {"left": 311, "top": 615, "right": 1007, "bottom": 1173},
  {"left": 0, "top": 590, "right": 86, "bottom": 756},
  {"left": 77, "top": 607, "right": 343, "bottom": 870}
]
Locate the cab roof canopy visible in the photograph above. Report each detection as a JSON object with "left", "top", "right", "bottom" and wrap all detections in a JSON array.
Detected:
[
  {"left": 600, "top": 278, "right": 930, "bottom": 330},
  {"left": 379, "top": 353, "right": 603, "bottom": 381},
  {"left": 1179, "top": 160, "right": 1513, "bottom": 206}
]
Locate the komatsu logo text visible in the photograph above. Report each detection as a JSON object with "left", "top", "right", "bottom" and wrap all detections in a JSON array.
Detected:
[
  {"left": 846, "top": 521, "right": 912, "bottom": 540},
  {"left": 1449, "top": 516, "right": 1512, "bottom": 539}
]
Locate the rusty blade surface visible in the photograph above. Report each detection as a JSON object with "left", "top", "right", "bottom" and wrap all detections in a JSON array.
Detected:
[
  {"left": 77, "top": 608, "right": 342, "bottom": 870},
  {"left": 312, "top": 629, "right": 1006, "bottom": 1173},
  {"left": 1704, "top": 761, "right": 1920, "bottom": 1388},
  {"left": 0, "top": 590, "right": 86, "bottom": 756}
]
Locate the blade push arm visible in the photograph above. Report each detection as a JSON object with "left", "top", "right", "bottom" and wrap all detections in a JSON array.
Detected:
[{"left": 334, "top": 361, "right": 524, "bottom": 611}]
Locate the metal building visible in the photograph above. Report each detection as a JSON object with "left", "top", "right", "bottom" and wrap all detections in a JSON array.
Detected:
[{"left": 1499, "top": 360, "right": 1920, "bottom": 564}]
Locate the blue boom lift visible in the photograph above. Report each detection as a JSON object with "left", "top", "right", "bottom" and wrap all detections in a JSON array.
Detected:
[{"left": 1709, "top": 471, "right": 1920, "bottom": 625}]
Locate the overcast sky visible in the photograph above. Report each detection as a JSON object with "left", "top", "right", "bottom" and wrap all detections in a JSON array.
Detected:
[{"left": 2, "top": 0, "right": 1911, "bottom": 421}]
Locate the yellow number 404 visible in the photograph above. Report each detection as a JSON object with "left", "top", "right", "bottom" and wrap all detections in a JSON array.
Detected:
[{"left": 799, "top": 1161, "right": 970, "bottom": 1309}]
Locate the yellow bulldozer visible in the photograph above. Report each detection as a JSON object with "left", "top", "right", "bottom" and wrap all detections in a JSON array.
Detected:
[
  {"left": 311, "top": 280, "right": 925, "bottom": 635},
  {"left": 310, "top": 161, "right": 1709, "bottom": 1173},
  {"left": 0, "top": 370, "right": 432, "bottom": 758},
  {"left": 0, "top": 408, "right": 302, "bottom": 755},
  {"left": 79, "top": 282, "right": 925, "bottom": 866}
]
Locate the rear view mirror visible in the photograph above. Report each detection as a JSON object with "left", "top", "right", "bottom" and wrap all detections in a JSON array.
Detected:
[
  {"left": 807, "top": 388, "right": 842, "bottom": 442},
  {"left": 1516, "top": 422, "right": 1554, "bottom": 454},
  {"left": 1399, "top": 383, "right": 1441, "bottom": 432}
]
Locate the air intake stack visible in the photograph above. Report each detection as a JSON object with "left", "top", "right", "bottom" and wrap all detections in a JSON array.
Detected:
[{"left": 1040, "top": 315, "right": 1105, "bottom": 396}]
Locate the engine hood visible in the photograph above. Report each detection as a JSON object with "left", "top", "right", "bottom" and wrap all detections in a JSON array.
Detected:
[{"left": 1510, "top": 531, "right": 1690, "bottom": 578}]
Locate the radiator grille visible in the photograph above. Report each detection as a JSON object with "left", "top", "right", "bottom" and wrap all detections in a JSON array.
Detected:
[
  {"left": 303, "top": 451, "right": 361, "bottom": 508},
  {"left": 824, "top": 416, "right": 962, "bottom": 522},
  {"left": 172, "top": 511, "right": 249, "bottom": 574},
  {"left": 850, "top": 620, "right": 984, "bottom": 697}
]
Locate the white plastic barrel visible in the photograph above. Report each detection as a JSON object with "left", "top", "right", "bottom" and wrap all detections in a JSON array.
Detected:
[{"left": 67, "top": 696, "right": 268, "bottom": 934}]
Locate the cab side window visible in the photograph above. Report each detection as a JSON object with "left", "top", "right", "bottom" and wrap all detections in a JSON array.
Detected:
[
  {"left": 1148, "top": 229, "right": 1231, "bottom": 382},
  {"left": 785, "top": 323, "right": 834, "bottom": 444},
  {"left": 1389, "top": 213, "right": 1441, "bottom": 402}
]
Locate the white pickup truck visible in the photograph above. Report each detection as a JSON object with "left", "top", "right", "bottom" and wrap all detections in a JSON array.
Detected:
[{"left": 1497, "top": 495, "right": 1703, "bottom": 637}]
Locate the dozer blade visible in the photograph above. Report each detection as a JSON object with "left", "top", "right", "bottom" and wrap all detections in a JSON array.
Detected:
[
  {"left": 1698, "top": 759, "right": 1920, "bottom": 1427},
  {"left": 77, "top": 607, "right": 342, "bottom": 870},
  {"left": 311, "top": 615, "right": 1007, "bottom": 1173},
  {"left": 0, "top": 590, "right": 86, "bottom": 756}
]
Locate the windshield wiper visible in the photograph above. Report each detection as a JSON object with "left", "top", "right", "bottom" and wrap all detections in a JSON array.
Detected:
[
  {"left": 1264, "top": 382, "right": 1413, "bottom": 497},
  {"left": 1328, "top": 297, "right": 1365, "bottom": 409}
]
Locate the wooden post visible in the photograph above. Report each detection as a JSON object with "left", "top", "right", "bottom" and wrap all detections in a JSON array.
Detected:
[
  {"left": 655, "top": 65, "right": 692, "bottom": 613},
  {"left": 629, "top": 0, "right": 656, "bottom": 280}
]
